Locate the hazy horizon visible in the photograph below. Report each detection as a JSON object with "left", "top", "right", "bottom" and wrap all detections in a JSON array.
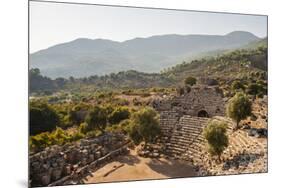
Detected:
[
  {"left": 29, "top": 1, "right": 267, "bottom": 53},
  {"left": 31, "top": 30, "right": 266, "bottom": 53}
]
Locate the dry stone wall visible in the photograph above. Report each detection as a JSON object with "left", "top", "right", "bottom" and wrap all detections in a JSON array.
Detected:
[{"left": 29, "top": 133, "right": 130, "bottom": 187}]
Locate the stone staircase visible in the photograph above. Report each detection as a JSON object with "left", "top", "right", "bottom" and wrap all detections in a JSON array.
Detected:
[
  {"left": 160, "top": 113, "right": 267, "bottom": 175},
  {"left": 164, "top": 115, "right": 209, "bottom": 158},
  {"left": 159, "top": 110, "right": 180, "bottom": 137}
]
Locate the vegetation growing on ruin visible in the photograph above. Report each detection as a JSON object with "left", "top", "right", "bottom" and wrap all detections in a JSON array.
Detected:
[
  {"left": 203, "top": 120, "right": 229, "bottom": 161},
  {"left": 227, "top": 92, "right": 252, "bottom": 129}
]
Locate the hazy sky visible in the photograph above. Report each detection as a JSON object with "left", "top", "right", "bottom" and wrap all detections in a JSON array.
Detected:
[{"left": 29, "top": 1, "right": 267, "bottom": 53}]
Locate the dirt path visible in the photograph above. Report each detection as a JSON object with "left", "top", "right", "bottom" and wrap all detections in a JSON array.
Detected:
[{"left": 82, "top": 150, "right": 197, "bottom": 184}]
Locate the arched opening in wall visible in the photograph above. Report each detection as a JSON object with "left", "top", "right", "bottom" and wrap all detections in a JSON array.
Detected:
[
  {"left": 215, "top": 108, "right": 221, "bottom": 113},
  {"left": 197, "top": 110, "right": 209, "bottom": 118}
]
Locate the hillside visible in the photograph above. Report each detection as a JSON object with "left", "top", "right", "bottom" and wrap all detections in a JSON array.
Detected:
[
  {"left": 30, "top": 31, "right": 260, "bottom": 78},
  {"left": 29, "top": 45, "right": 267, "bottom": 93}
]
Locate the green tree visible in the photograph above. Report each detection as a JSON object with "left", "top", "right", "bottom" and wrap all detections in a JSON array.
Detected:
[
  {"left": 227, "top": 92, "right": 252, "bottom": 130},
  {"left": 85, "top": 106, "right": 107, "bottom": 133},
  {"left": 30, "top": 102, "right": 60, "bottom": 135},
  {"left": 129, "top": 107, "right": 160, "bottom": 146},
  {"left": 203, "top": 120, "right": 229, "bottom": 161},
  {"left": 184, "top": 76, "right": 197, "bottom": 86}
]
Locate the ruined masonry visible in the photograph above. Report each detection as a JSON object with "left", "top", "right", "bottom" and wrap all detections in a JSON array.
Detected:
[
  {"left": 29, "top": 133, "right": 130, "bottom": 187},
  {"left": 155, "top": 85, "right": 226, "bottom": 157},
  {"left": 156, "top": 85, "right": 267, "bottom": 176}
]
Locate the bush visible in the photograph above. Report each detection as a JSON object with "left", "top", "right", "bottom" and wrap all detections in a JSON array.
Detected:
[
  {"left": 231, "top": 80, "right": 245, "bottom": 91},
  {"left": 203, "top": 120, "right": 229, "bottom": 161},
  {"left": 29, "top": 127, "right": 86, "bottom": 152},
  {"left": 247, "top": 83, "right": 266, "bottom": 97},
  {"left": 184, "top": 76, "right": 197, "bottom": 86},
  {"left": 108, "top": 107, "right": 130, "bottom": 125},
  {"left": 78, "top": 122, "right": 89, "bottom": 134},
  {"left": 119, "top": 119, "right": 132, "bottom": 134},
  {"left": 85, "top": 106, "right": 107, "bottom": 133},
  {"left": 227, "top": 92, "right": 252, "bottom": 129},
  {"left": 30, "top": 102, "right": 60, "bottom": 135}
]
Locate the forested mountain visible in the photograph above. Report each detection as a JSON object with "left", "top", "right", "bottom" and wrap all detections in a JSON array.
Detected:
[
  {"left": 30, "top": 45, "right": 267, "bottom": 93},
  {"left": 30, "top": 31, "right": 260, "bottom": 78}
]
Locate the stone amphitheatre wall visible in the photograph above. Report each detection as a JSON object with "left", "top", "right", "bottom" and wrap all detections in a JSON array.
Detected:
[
  {"left": 160, "top": 113, "right": 209, "bottom": 157},
  {"left": 29, "top": 133, "right": 130, "bottom": 187},
  {"left": 155, "top": 86, "right": 225, "bottom": 118}
]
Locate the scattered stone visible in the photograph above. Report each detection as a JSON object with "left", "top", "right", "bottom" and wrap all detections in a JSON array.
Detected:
[{"left": 152, "top": 152, "right": 160, "bottom": 158}]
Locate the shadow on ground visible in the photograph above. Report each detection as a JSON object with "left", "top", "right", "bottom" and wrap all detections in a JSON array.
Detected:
[
  {"left": 146, "top": 158, "right": 197, "bottom": 177},
  {"left": 115, "top": 153, "right": 141, "bottom": 166}
]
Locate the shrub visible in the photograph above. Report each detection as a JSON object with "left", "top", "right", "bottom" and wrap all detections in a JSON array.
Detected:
[
  {"left": 85, "top": 106, "right": 107, "bottom": 133},
  {"left": 227, "top": 92, "right": 252, "bottom": 130},
  {"left": 78, "top": 122, "right": 89, "bottom": 134},
  {"left": 49, "top": 127, "right": 71, "bottom": 145},
  {"left": 119, "top": 119, "right": 132, "bottom": 134},
  {"left": 203, "top": 120, "right": 229, "bottom": 161},
  {"left": 29, "top": 126, "right": 88, "bottom": 152},
  {"left": 30, "top": 102, "right": 60, "bottom": 135},
  {"left": 184, "top": 76, "right": 197, "bottom": 86},
  {"left": 108, "top": 107, "right": 130, "bottom": 125},
  {"left": 231, "top": 80, "right": 245, "bottom": 91},
  {"left": 247, "top": 83, "right": 267, "bottom": 97}
]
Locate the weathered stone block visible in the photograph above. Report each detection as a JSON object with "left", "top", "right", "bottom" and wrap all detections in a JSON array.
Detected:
[
  {"left": 51, "top": 168, "right": 62, "bottom": 181},
  {"left": 41, "top": 173, "right": 51, "bottom": 186}
]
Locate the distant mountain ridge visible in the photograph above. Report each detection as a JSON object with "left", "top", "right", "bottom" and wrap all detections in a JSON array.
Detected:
[{"left": 30, "top": 31, "right": 261, "bottom": 78}]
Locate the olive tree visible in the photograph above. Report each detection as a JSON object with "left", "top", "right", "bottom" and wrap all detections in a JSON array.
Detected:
[
  {"left": 227, "top": 92, "right": 252, "bottom": 130},
  {"left": 203, "top": 120, "right": 229, "bottom": 161},
  {"left": 129, "top": 107, "right": 160, "bottom": 146},
  {"left": 85, "top": 106, "right": 107, "bottom": 133}
]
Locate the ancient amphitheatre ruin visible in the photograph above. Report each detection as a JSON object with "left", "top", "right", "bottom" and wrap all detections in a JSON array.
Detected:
[{"left": 29, "top": 84, "right": 268, "bottom": 186}]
